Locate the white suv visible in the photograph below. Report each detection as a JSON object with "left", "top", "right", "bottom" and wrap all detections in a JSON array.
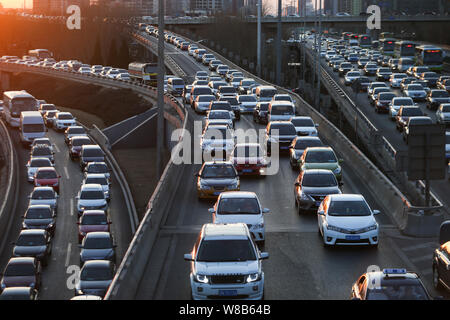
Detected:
[
  {"left": 54, "top": 112, "right": 76, "bottom": 131},
  {"left": 209, "top": 192, "right": 269, "bottom": 244},
  {"left": 184, "top": 223, "right": 269, "bottom": 300}
]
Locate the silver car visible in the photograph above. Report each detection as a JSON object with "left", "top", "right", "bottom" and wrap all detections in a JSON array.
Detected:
[
  {"left": 82, "top": 174, "right": 111, "bottom": 201},
  {"left": 79, "top": 232, "right": 116, "bottom": 265},
  {"left": 76, "top": 184, "right": 108, "bottom": 215},
  {"left": 28, "top": 187, "right": 58, "bottom": 211},
  {"left": 26, "top": 157, "right": 53, "bottom": 182}
]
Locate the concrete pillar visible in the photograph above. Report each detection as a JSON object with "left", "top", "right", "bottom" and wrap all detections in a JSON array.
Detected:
[{"left": 0, "top": 71, "right": 10, "bottom": 92}]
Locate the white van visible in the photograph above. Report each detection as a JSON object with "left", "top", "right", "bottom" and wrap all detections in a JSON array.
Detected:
[
  {"left": 267, "top": 101, "right": 296, "bottom": 122},
  {"left": 20, "top": 111, "right": 46, "bottom": 146},
  {"left": 255, "top": 86, "right": 278, "bottom": 102}
]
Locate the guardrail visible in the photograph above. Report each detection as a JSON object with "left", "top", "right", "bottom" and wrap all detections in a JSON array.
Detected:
[{"left": 0, "top": 120, "right": 19, "bottom": 256}]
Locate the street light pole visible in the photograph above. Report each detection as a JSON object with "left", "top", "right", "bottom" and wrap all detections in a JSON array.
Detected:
[
  {"left": 156, "top": 0, "right": 165, "bottom": 179},
  {"left": 257, "top": 0, "right": 262, "bottom": 77},
  {"left": 316, "top": 0, "right": 322, "bottom": 112},
  {"left": 276, "top": 0, "right": 282, "bottom": 85}
]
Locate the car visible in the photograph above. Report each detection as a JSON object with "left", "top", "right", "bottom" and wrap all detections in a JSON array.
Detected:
[
  {"left": 404, "top": 84, "right": 427, "bottom": 101},
  {"left": 69, "top": 136, "right": 93, "bottom": 160},
  {"left": 370, "top": 87, "right": 391, "bottom": 105},
  {"left": 33, "top": 167, "right": 60, "bottom": 192},
  {"left": 80, "top": 145, "right": 105, "bottom": 170},
  {"left": 167, "top": 77, "right": 185, "bottom": 96},
  {"left": 82, "top": 174, "right": 111, "bottom": 200},
  {"left": 208, "top": 59, "right": 221, "bottom": 71},
  {"left": 84, "top": 162, "right": 110, "bottom": 181},
  {"left": 194, "top": 95, "right": 216, "bottom": 114},
  {"left": 367, "top": 82, "right": 388, "bottom": 97},
  {"left": 216, "top": 86, "right": 238, "bottom": 100},
  {"left": 290, "top": 116, "right": 318, "bottom": 136},
  {"left": 403, "top": 116, "right": 433, "bottom": 144},
  {"left": 395, "top": 107, "right": 424, "bottom": 132},
  {"left": 436, "top": 103, "right": 450, "bottom": 126},
  {"left": 209, "top": 192, "right": 269, "bottom": 244},
  {"left": 390, "top": 73, "right": 408, "bottom": 88},
  {"left": 357, "top": 57, "right": 370, "bottom": 69},
  {"left": 78, "top": 67, "right": 92, "bottom": 75},
  {"left": 294, "top": 169, "right": 342, "bottom": 214},
  {"left": 333, "top": 59, "right": 346, "bottom": 72},
  {"left": 438, "top": 79, "right": 450, "bottom": 92},
  {"left": 38, "top": 103, "right": 57, "bottom": 116},
  {"left": 202, "top": 53, "right": 215, "bottom": 66},
  {"left": 289, "top": 136, "right": 324, "bottom": 169},
  {"left": 195, "top": 71, "right": 208, "bottom": 81},
  {"left": 238, "top": 79, "right": 257, "bottom": 95},
  {"left": 30, "top": 138, "right": 54, "bottom": 153},
  {"left": 26, "top": 157, "right": 53, "bottom": 183},
  {"left": 196, "top": 161, "right": 240, "bottom": 199},
  {"left": 12, "top": 229, "right": 52, "bottom": 266},
  {"left": 317, "top": 194, "right": 380, "bottom": 247},
  {"left": 200, "top": 124, "right": 235, "bottom": 161},
  {"left": 54, "top": 112, "right": 76, "bottom": 131},
  {"left": 412, "top": 66, "right": 429, "bottom": 79},
  {"left": 338, "top": 62, "right": 353, "bottom": 76},
  {"left": 411, "top": 80, "right": 431, "bottom": 94},
  {"left": 28, "top": 187, "right": 58, "bottom": 211},
  {"left": 183, "top": 223, "right": 269, "bottom": 300},
  {"left": 351, "top": 268, "right": 432, "bottom": 300},
  {"left": 183, "top": 85, "right": 193, "bottom": 104},
  {"left": 22, "top": 204, "right": 55, "bottom": 236},
  {"left": 376, "top": 67, "right": 392, "bottom": 81},
  {"left": 419, "top": 72, "right": 439, "bottom": 88},
  {"left": 190, "top": 86, "right": 214, "bottom": 106},
  {"left": 231, "top": 143, "right": 267, "bottom": 176},
  {"left": 388, "top": 58, "right": 400, "bottom": 71},
  {"left": 237, "top": 95, "right": 258, "bottom": 113},
  {"left": 208, "top": 101, "right": 235, "bottom": 121},
  {"left": 298, "top": 147, "right": 343, "bottom": 182},
  {"left": 77, "top": 210, "right": 110, "bottom": 244},
  {"left": 271, "top": 94, "right": 295, "bottom": 104},
  {"left": 400, "top": 77, "right": 417, "bottom": 92},
  {"left": 0, "top": 257, "right": 41, "bottom": 291},
  {"left": 216, "top": 65, "right": 229, "bottom": 76},
  {"left": 218, "top": 96, "right": 241, "bottom": 120},
  {"left": 427, "top": 90, "right": 450, "bottom": 110},
  {"left": 253, "top": 102, "right": 270, "bottom": 124},
  {"left": 265, "top": 121, "right": 297, "bottom": 155},
  {"left": 344, "top": 71, "right": 361, "bottom": 85},
  {"left": 30, "top": 144, "right": 54, "bottom": 164},
  {"left": 43, "top": 110, "right": 59, "bottom": 128},
  {"left": 0, "top": 287, "right": 38, "bottom": 300},
  {"left": 208, "top": 80, "right": 228, "bottom": 95},
  {"left": 76, "top": 184, "right": 108, "bottom": 216},
  {"left": 64, "top": 126, "right": 87, "bottom": 145},
  {"left": 375, "top": 92, "right": 397, "bottom": 113},
  {"left": 75, "top": 260, "right": 115, "bottom": 297},
  {"left": 79, "top": 232, "right": 116, "bottom": 265},
  {"left": 389, "top": 97, "right": 415, "bottom": 120},
  {"left": 205, "top": 110, "right": 234, "bottom": 129},
  {"left": 353, "top": 76, "right": 371, "bottom": 92}
]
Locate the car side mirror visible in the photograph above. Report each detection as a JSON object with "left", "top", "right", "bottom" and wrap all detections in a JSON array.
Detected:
[
  {"left": 194, "top": 173, "right": 199, "bottom": 177},
  {"left": 76, "top": 222, "right": 80, "bottom": 225},
  {"left": 315, "top": 123, "right": 319, "bottom": 128},
  {"left": 208, "top": 208, "right": 215, "bottom": 214},
  {"left": 184, "top": 253, "right": 193, "bottom": 261},
  {"left": 260, "top": 252, "right": 269, "bottom": 260},
  {"left": 338, "top": 159, "right": 344, "bottom": 164},
  {"left": 373, "top": 210, "right": 380, "bottom": 215},
  {"left": 263, "top": 208, "right": 270, "bottom": 213},
  {"left": 318, "top": 210, "right": 325, "bottom": 216}
]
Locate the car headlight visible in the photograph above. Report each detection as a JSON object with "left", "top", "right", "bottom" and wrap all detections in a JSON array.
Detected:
[
  {"left": 246, "top": 273, "right": 261, "bottom": 283},
  {"left": 333, "top": 166, "right": 342, "bottom": 174},
  {"left": 362, "top": 224, "right": 378, "bottom": 232},
  {"left": 195, "top": 274, "right": 209, "bottom": 284},
  {"left": 300, "top": 192, "right": 311, "bottom": 201},
  {"left": 326, "top": 224, "right": 344, "bottom": 232}
]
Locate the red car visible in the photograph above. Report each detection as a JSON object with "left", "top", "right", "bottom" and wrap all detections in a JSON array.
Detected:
[
  {"left": 69, "top": 136, "right": 92, "bottom": 160},
  {"left": 34, "top": 167, "right": 60, "bottom": 192},
  {"left": 77, "top": 210, "right": 110, "bottom": 243},
  {"left": 231, "top": 143, "right": 267, "bottom": 176},
  {"left": 0, "top": 257, "right": 41, "bottom": 291}
]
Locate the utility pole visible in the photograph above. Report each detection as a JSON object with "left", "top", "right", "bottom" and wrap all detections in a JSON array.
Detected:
[
  {"left": 156, "top": 0, "right": 165, "bottom": 178},
  {"left": 301, "top": 0, "right": 306, "bottom": 85},
  {"left": 257, "top": 0, "right": 262, "bottom": 77},
  {"left": 315, "top": 0, "right": 322, "bottom": 112},
  {"left": 276, "top": 0, "right": 282, "bottom": 85}
]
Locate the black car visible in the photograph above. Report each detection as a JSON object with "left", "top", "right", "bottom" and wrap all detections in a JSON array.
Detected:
[
  {"left": 22, "top": 205, "right": 56, "bottom": 236},
  {"left": 265, "top": 121, "right": 297, "bottom": 156},
  {"left": 395, "top": 106, "right": 424, "bottom": 132},
  {"left": 0, "top": 287, "right": 38, "bottom": 300},
  {"left": 12, "top": 230, "right": 52, "bottom": 266},
  {"left": 218, "top": 96, "right": 241, "bottom": 120},
  {"left": 352, "top": 77, "right": 371, "bottom": 92},
  {"left": 427, "top": 90, "right": 450, "bottom": 110},
  {"left": 289, "top": 136, "right": 324, "bottom": 169},
  {"left": 253, "top": 102, "right": 270, "bottom": 124}
]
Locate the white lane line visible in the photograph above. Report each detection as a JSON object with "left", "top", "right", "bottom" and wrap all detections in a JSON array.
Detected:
[
  {"left": 70, "top": 199, "right": 74, "bottom": 216},
  {"left": 64, "top": 166, "right": 70, "bottom": 180},
  {"left": 65, "top": 243, "right": 72, "bottom": 267},
  {"left": 53, "top": 144, "right": 60, "bottom": 153},
  {"left": 403, "top": 242, "right": 437, "bottom": 252}
]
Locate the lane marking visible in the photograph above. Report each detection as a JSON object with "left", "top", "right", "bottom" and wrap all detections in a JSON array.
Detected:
[
  {"left": 403, "top": 242, "right": 437, "bottom": 252},
  {"left": 53, "top": 144, "right": 60, "bottom": 153},
  {"left": 65, "top": 243, "right": 72, "bottom": 267},
  {"left": 70, "top": 199, "right": 74, "bottom": 216},
  {"left": 64, "top": 166, "right": 70, "bottom": 180}
]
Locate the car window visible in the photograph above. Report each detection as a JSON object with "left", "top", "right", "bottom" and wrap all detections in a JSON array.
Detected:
[
  {"left": 80, "top": 265, "right": 112, "bottom": 281},
  {"left": 196, "top": 239, "right": 256, "bottom": 262},
  {"left": 305, "top": 150, "right": 337, "bottom": 163},
  {"left": 80, "top": 190, "right": 104, "bottom": 200},
  {"left": 84, "top": 236, "right": 112, "bottom": 249},
  {"left": 328, "top": 200, "right": 371, "bottom": 216},
  {"left": 366, "top": 281, "right": 428, "bottom": 300},
  {"left": 5, "top": 263, "right": 35, "bottom": 276},
  {"left": 217, "top": 198, "right": 260, "bottom": 215},
  {"left": 17, "top": 234, "right": 46, "bottom": 246},
  {"left": 201, "top": 165, "right": 236, "bottom": 179},
  {"left": 302, "top": 173, "right": 337, "bottom": 187}
]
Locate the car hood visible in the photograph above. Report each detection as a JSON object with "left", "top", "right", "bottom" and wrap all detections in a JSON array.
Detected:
[
  {"left": 195, "top": 260, "right": 260, "bottom": 276},
  {"left": 214, "top": 213, "right": 263, "bottom": 226},
  {"left": 326, "top": 215, "right": 376, "bottom": 230}
]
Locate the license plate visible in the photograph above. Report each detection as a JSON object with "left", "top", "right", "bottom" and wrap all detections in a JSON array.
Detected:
[
  {"left": 219, "top": 290, "right": 237, "bottom": 296},
  {"left": 242, "top": 169, "right": 252, "bottom": 173},
  {"left": 345, "top": 235, "right": 360, "bottom": 240}
]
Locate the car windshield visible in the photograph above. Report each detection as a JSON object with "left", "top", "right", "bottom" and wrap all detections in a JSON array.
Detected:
[
  {"left": 407, "top": 85, "right": 423, "bottom": 91},
  {"left": 36, "top": 170, "right": 57, "bottom": 179},
  {"left": 68, "top": 128, "right": 85, "bottom": 134},
  {"left": 433, "top": 91, "right": 449, "bottom": 98},
  {"left": 271, "top": 105, "right": 294, "bottom": 115},
  {"left": 442, "top": 105, "right": 450, "bottom": 113},
  {"left": 84, "top": 237, "right": 112, "bottom": 249},
  {"left": 17, "top": 234, "right": 46, "bottom": 246},
  {"left": 194, "top": 88, "right": 212, "bottom": 95},
  {"left": 393, "top": 74, "right": 407, "bottom": 79},
  {"left": 217, "top": 197, "right": 260, "bottom": 215},
  {"left": 22, "top": 124, "right": 45, "bottom": 133},
  {"left": 209, "top": 112, "right": 231, "bottom": 120},
  {"left": 305, "top": 150, "right": 337, "bottom": 163},
  {"left": 31, "top": 190, "right": 55, "bottom": 200},
  {"left": 80, "top": 266, "right": 112, "bottom": 281},
  {"left": 220, "top": 87, "right": 236, "bottom": 94},
  {"left": 5, "top": 263, "right": 34, "bottom": 276},
  {"left": 366, "top": 281, "right": 429, "bottom": 300},
  {"left": 446, "top": 135, "right": 450, "bottom": 144},
  {"left": 201, "top": 165, "right": 236, "bottom": 179},
  {"left": 393, "top": 99, "right": 413, "bottom": 106},
  {"left": 83, "top": 149, "right": 104, "bottom": 157},
  {"left": 269, "top": 124, "right": 296, "bottom": 135},
  {"left": 401, "top": 108, "right": 423, "bottom": 116},
  {"left": 260, "top": 89, "right": 277, "bottom": 97},
  {"left": 72, "top": 138, "right": 91, "bottom": 146},
  {"left": 302, "top": 173, "right": 337, "bottom": 187},
  {"left": 379, "top": 68, "right": 390, "bottom": 73},
  {"left": 197, "top": 239, "right": 256, "bottom": 262},
  {"left": 196, "top": 72, "right": 208, "bottom": 77},
  {"left": 87, "top": 164, "right": 108, "bottom": 173},
  {"left": 81, "top": 214, "right": 107, "bottom": 225},
  {"left": 26, "top": 207, "right": 52, "bottom": 219},
  {"left": 294, "top": 138, "right": 323, "bottom": 150},
  {"left": 11, "top": 98, "right": 37, "bottom": 114},
  {"left": 379, "top": 93, "right": 396, "bottom": 100},
  {"left": 80, "top": 190, "right": 104, "bottom": 200},
  {"left": 347, "top": 72, "right": 360, "bottom": 77},
  {"left": 292, "top": 118, "right": 314, "bottom": 127},
  {"left": 239, "top": 96, "right": 257, "bottom": 102},
  {"left": 86, "top": 177, "right": 107, "bottom": 185},
  {"left": 328, "top": 200, "right": 371, "bottom": 216},
  {"left": 32, "top": 148, "right": 51, "bottom": 156},
  {"left": 58, "top": 114, "right": 73, "bottom": 120},
  {"left": 220, "top": 97, "right": 238, "bottom": 105}
]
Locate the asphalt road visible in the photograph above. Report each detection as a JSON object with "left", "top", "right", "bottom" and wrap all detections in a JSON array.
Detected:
[
  {"left": 131, "top": 32, "right": 445, "bottom": 300},
  {"left": 0, "top": 119, "right": 133, "bottom": 300}
]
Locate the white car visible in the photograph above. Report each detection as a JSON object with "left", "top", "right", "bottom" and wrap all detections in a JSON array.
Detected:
[
  {"left": 28, "top": 186, "right": 58, "bottom": 210},
  {"left": 317, "top": 194, "right": 380, "bottom": 247},
  {"left": 390, "top": 73, "right": 408, "bottom": 88},
  {"left": 436, "top": 103, "right": 450, "bottom": 126},
  {"left": 116, "top": 73, "right": 131, "bottom": 81},
  {"left": 200, "top": 124, "right": 235, "bottom": 157},
  {"left": 205, "top": 110, "right": 234, "bottom": 129},
  {"left": 404, "top": 84, "right": 427, "bottom": 101},
  {"left": 389, "top": 97, "right": 415, "bottom": 120},
  {"left": 184, "top": 223, "right": 269, "bottom": 300},
  {"left": 290, "top": 116, "right": 318, "bottom": 136},
  {"left": 30, "top": 138, "right": 55, "bottom": 153},
  {"left": 54, "top": 112, "right": 76, "bottom": 131},
  {"left": 237, "top": 95, "right": 258, "bottom": 113},
  {"left": 344, "top": 71, "right": 361, "bottom": 85},
  {"left": 76, "top": 184, "right": 108, "bottom": 215},
  {"left": 195, "top": 71, "right": 209, "bottom": 81},
  {"left": 209, "top": 191, "right": 269, "bottom": 244},
  {"left": 26, "top": 157, "right": 53, "bottom": 182},
  {"left": 82, "top": 174, "right": 111, "bottom": 200},
  {"left": 105, "top": 69, "right": 120, "bottom": 79},
  {"left": 78, "top": 67, "right": 91, "bottom": 75},
  {"left": 272, "top": 94, "right": 295, "bottom": 104},
  {"left": 194, "top": 95, "right": 216, "bottom": 113}
]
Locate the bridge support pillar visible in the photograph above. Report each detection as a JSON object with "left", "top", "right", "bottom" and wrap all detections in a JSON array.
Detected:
[{"left": 0, "top": 71, "right": 10, "bottom": 92}]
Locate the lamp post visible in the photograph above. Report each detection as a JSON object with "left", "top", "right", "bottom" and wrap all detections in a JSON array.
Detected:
[{"left": 156, "top": 0, "right": 165, "bottom": 178}]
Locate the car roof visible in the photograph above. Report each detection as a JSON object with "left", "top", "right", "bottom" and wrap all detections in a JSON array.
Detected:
[
  {"left": 81, "top": 184, "right": 104, "bottom": 191},
  {"left": 82, "top": 210, "right": 106, "bottom": 216},
  {"left": 219, "top": 191, "right": 257, "bottom": 199},
  {"left": 328, "top": 194, "right": 365, "bottom": 201},
  {"left": 303, "top": 169, "right": 336, "bottom": 175},
  {"left": 84, "top": 231, "right": 111, "bottom": 239},
  {"left": 202, "top": 223, "right": 249, "bottom": 238},
  {"left": 19, "top": 229, "right": 46, "bottom": 236},
  {"left": 32, "top": 186, "right": 55, "bottom": 192},
  {"left": 82, "top": 144, "right": 102, "bottom": 150},
  {"left": 27, "top": 204, "right": 51, "bottom": 210},
  {"left": 82, "top": 260, "right": 111, "bottom": 268},
  {"left": 85, "top": 173, "right": 108, "bottom": 179},
  {"left": 8, "top": 257, "right": 35, "bottom": 265}
]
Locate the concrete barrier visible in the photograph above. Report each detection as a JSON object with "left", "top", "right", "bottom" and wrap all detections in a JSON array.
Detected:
[{"left": 0, "top": 120, "right": 19, "bottom": 256}]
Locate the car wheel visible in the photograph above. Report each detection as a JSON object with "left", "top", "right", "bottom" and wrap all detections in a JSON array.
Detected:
[{"left": 433, "top": 265, "right": 444, "bottom": 290}]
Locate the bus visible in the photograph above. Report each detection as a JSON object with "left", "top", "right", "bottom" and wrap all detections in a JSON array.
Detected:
[
  {"left": 358, "top": 34, "right": 372, "bottom": 48},
  {"left": 28, "top": 49, "right": 53, "bottom": 61},
  {"left": 380, "top": 38, "right": 396, "bottom": 56},
  {"left": 415, "top": 45, "right": 444, "bottom": 72},
  {"left": 394, "top": 41, "right": 416, "bottom": 58},
  {"left": 3, "top": 91, "right": 38, "bottom": 128},
  {"left": 128, "top": 62, "right": 158, "bottom": 86}
]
